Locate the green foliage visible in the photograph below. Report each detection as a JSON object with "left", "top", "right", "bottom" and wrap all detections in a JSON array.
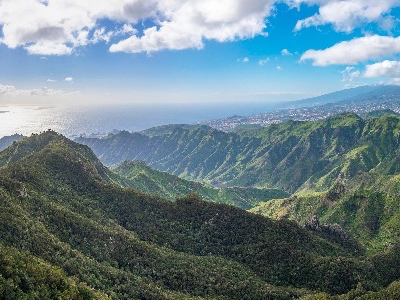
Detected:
[
  {"left": 113, "top": 160, "right": 288, "bottom": 209},
  {"left": 77, "top": 113, "right": 400, "bottom": 194},
  {"left": 0, "top": 242, "right": 107, "bottom": 299},
  {"left": 2, "top": 129, "right": 400, "bottom": 299}
]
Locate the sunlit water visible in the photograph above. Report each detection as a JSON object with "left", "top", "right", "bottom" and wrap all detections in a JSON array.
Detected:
[{"left": 0, "top": 102, "right": 275, "bottom": 138}]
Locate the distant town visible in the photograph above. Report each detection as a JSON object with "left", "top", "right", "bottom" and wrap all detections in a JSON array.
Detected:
[{"left": 201, "top": 94, "right": 400, "bottom": 132}]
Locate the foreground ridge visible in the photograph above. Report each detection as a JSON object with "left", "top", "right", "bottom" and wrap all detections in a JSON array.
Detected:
[{"left": 0, "top": 130, "right": 399, "bottom": 298}]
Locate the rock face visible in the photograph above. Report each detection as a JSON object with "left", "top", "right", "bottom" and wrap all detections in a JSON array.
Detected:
[
  {"left": 306, "top": 215, "right": 350, "bottom": 239},
  {"left": 305, "top": 215, "right": 321, "bottom": 230},
  {"left": 305, "top": 215, "right": 361, "bottom": 253}
]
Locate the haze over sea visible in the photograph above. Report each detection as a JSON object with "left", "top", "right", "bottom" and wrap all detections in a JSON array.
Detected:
[{"left": 0, "top": 102, "right": 277, "bottom": 138}]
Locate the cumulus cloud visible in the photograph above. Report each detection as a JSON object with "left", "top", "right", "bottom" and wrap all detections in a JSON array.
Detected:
[
  {"left": 341, "top": 66, "right": 361, "bottom": 82},
  {"left": 281, "top": 49, "right": 292, "bottom": 56},
  {"left": 340, "top": 66, "right": 364, "bottom": 88},
  {"left": 0, "top": 0, "right": 157, "bottom": 55},
  {"left": 364, "top": 60, "right": 400, "bottom": 78},
  {"left": 289, "top": 0, "right": 399, "bottom": 33},
  {"left": 300, "top": 35, "right": 400, "bottom": 66},
  {"left": 1, "top": 1, "right": 399, "bottom": 56},
  {"left": 110, "top": 0, "right": 273, "bottom": 53},
  {"left": 0, "top": 0, "right": 274, "bottom": 55},
  {"left": 64, "top": 77, "right": 74, "bottom": 82}
]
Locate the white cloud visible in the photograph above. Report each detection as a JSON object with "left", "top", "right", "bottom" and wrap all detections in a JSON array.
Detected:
[
  {"left": 364, "top": 60, "right": 400, "bottom": 78},
  {"left": 281, "top": 49, "right": 292, "bottom": 56},
  {"left": 258, "top": 58, "right": 270, "bottom": 66},
  {"left": 0, "top": 0, "right": 275, "bottom": 55},
  {"left": 0, "top": 0, "right": 157, "bottom": 55},
  {"left": 92, "top": 27, "right": 114, "bottom": 44},
  {"left": 115, "top": 24, "right": 138, "bottom": 36},
  {"left": 0, "top": 83, "right": 76, "bottom": 97},
  {"left": 26, "top": 41, "right": 72, "bottom": 55},
  {"left": 301, "top": 35, "right": 400, "bottom": 66},
  {"left": 277, "top": 66, "right": 282, "bottom": 70},
  {"left": 340, "top": 66, "right": 364, "bottom": 88},
  {"left": 389, "top": 78, "right": 400, "bottom": 85},
  {"left": 110, "top": 0, "right": 273, "bottom": 53},
  {"left": 47, "top": 79, "right": 57, "bottom": 82},
  {"left": 237, "top": 57, "right": 250, "bottom": 63},
  {"left": 341, "top": 66, "right": 361, "bottom": 82},
  {"left": 290, "top": 0, "right": 399, "bottom": 33},
  {"left": 0, "top": 84, "right": 16, "bottom": 95},
  {"left": 1, "top": 1, "right": 398, "bottom": 56},
  {"left": 64, "top": 77, "right": 74, "bottom": 82}
]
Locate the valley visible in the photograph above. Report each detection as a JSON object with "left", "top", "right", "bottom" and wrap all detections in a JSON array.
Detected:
[
  {"left": 2, "top": 106, "right": 400, "bottom": 298},
  {"left": 2, "top": 0, "right": 400, "bottom": 298}
]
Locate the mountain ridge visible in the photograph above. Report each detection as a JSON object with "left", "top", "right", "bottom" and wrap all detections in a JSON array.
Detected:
[
  {"left": 285, "top": 85, "right": 400, "bottom": 108},
  {"left": 76, "top": 112, "right": 400, "bottom": 194},
  {"left": 0, "top": 130, "right": 387, "bottom": 298},
  {"left": 114, "top": 159, "right": 288, "bottom": 209}
]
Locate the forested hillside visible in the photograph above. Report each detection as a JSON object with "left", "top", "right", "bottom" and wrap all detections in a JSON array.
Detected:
[
  {"left": 1, "top": 131, "right": 400, "bottom": 298},
  {"left": 77, "top": 113, "right": 400, "bottom": 194},
  {"left": 114, "top": 160, "right": 288, "bottom": 209}
]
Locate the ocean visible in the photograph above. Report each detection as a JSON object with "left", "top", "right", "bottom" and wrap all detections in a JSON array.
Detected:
[{"left": 0, "top": 102, "right": 276, "bottom": 138}]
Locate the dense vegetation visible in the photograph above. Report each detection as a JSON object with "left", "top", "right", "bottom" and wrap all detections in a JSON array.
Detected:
[
  {"left": 76, "top": 113, "right": 400, "bottom": 194},
  {"left": 1, "top": 130, "right": 400, "bottom": 298},
  {"left": 114, "top": 160, "right": 288, "bottom": 209}
]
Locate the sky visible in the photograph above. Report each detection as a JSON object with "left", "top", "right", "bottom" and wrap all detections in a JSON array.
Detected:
[{"left": 0, "top": 0, "right": 400, "bottom": 106}]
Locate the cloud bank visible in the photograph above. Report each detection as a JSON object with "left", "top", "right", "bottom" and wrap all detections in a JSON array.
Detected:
[
  {"left": 364, "top": 60, "right": 400, "bottom": 78},
  {"left": 0, "top": 83, "right": 77, "bottom": 97},
  {"left": 0, "top": 0, "right": 274, "bottom": 55},
  {"left": 289, "top": 0, "right": 397, "bottom": 33},
  {"left": 0, "top": 0, "right": 399, "bottom": 58},
  {"left": 300, "top": 35, "right": 400, "bottom": 66}
]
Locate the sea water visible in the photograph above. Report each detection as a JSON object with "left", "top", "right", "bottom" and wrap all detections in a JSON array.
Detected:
[{"left": 0, "top": 102, "right": 276, "bottom": 138}]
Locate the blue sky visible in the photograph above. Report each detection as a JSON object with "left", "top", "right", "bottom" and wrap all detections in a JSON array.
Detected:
[{"left": 0, "top": 0, "right": 400, "bottom": 106}]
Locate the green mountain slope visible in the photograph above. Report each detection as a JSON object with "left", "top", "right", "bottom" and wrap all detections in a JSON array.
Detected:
[
  {"left": 2, "top": 131, "right": 400, "bottom": 298},
  {"left": 114, "top": 160, "right": 288, "bottom": 209},
  {"left": 248, "top": 114, "right": 400, "bottom": 252},
  {"left": 251, "top": 173, "right": 400, "bottom": 254},
  {"left": 76, "top": 113, "right": 400, "bottom": 194},
  {"left": 0, "top": 243, "right": 108, "bottom": 299}
]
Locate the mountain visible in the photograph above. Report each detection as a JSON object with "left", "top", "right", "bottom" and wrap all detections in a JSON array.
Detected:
[
  {"left": 201, "top": 85, "right": 400, "bottom": 132},
  {"left": 114, "top": 160, "right": 288, "bottom": 209},
  {"left": 0, "top": 130, "right": 122, "bottom": 185},
  {"left": 0, "top": 134, "right": 24, "bottom": 152},
  {"left": 251, "top": 166, "right": 400, "bottom": 253},
  {"left": 2, "top": 131, "right": 400, "bottom": 298},
  {"left": 283, "top": 85, "right": 400, "bottom": 108},
  {"left": 76, "top": 113, "right": 400, "bottom": 194},
  {"left": 361, "top": 109, "right": 400, "bottom": 119}
]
